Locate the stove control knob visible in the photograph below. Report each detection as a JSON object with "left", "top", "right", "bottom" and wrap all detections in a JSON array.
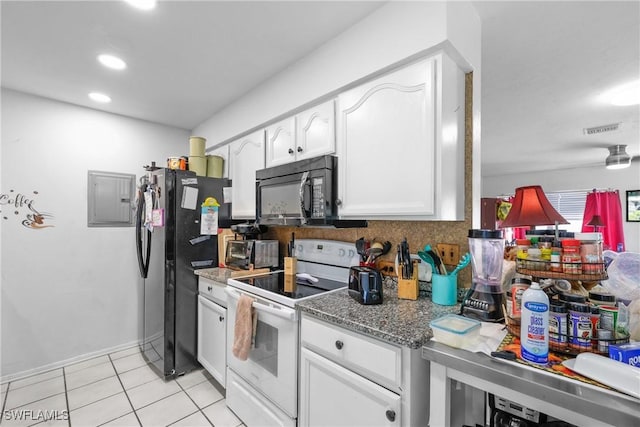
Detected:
[
  {"left": 335, "top": 340, "right": 344, "bottom": 350},
  {"left": 338, "top": 249, "right": 346, "bottom": 257},
  {"left": 348, "top": 249, "right": 356, "bottom": 258}
]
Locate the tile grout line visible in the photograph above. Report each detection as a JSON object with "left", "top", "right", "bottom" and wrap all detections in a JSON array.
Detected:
[
  {"left": 1, "top": 381, "right": 8, "bottom": 420},
  {"left": 105, "top": 353, "right": 142, "bottom": 427},
  {"left": 61, "top": 367, "right": 71, "bottom": 427},
  {"left": 172, "top": 375, "right": 217, "bottom": 427}
]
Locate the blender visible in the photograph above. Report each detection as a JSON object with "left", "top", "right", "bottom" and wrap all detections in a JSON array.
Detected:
[{"left": 462, "top": 229, "right": 505, "bottom": 321}]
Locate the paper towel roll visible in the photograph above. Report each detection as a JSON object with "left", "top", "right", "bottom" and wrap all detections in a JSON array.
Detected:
[
  {"left": 206, "top": 155, "right": 224, "bottom": 178},
  {"left": 189, "top": 156, "right": 207, "bottom": 176},
  {"left": 189, "top": 136, "right": 206, "bottom": 157}
]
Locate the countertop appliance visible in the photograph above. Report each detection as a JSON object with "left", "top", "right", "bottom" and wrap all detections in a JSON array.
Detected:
[
  {"left": 255, "top": 154, "right": 366, "bottom": 228},
  {"left": 225, "top": 239, "right": 279, "bottom": 270},
  {"left": 462, "top": 229, "right": 506, "bottom": 322},
  {"left": 135, "top": 167, "right": 231, "bottom": 379},
  {"left": 225, "top": 239, "right": 359, "bottom": 426},
  {"left": 348, "top": 265, "right": 383, "bottom": 305},
  {"left": 256, "top": 154, "right": 336, "bottom": 226}
]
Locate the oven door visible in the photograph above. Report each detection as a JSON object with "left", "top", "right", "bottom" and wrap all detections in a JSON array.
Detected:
[{"left": 225, "top": 286, "right": 299, "bottom": 417}]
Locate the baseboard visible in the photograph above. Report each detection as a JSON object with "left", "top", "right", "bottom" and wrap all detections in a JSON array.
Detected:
[{"left": 0, "top": 339, "right": 142, "bottom": 384}]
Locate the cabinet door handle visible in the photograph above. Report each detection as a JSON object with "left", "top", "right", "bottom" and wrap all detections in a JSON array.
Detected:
[
  {"left": 335, "top": 198, "right": 342, "bottom": 206},
  {"left": 288, "top": 148, "right": 294, "bottom": 155},
  {"left": 219, "top": 316, "right": 224, "bottom": 322},
  {"left": 385, "top": 410, "right": 396, "bottom": 422},
  {"left": 297, "top": 146, "right": 303, "bottom": 153},
  {"left": 335, "top": 340, "right": 343, "bottom": 350},
  {"left": 207, "top": 286, "right": 212, "bottom": 291}
]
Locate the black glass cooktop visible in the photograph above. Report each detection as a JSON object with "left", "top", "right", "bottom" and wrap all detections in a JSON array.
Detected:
[{"left": 233, "top": 271, "right": 346, "bottom": 300}]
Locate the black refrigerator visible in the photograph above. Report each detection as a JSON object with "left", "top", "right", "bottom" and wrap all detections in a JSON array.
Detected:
[{"left": 135, "top": 168, "right": 231, "bottom": 379}]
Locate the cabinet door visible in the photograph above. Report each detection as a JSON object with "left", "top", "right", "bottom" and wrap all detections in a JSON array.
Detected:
[
  {"left": 208, "top": 144, "right": 230, "bottom": 178},
  {"left": 197, "top": 295, "right": 226, "bottom": 387},
  {"left": 265, "top": 117, "right": 295, "bottom": 168},
  {"left": 299, "top": 347, "right": 401, "bottom": 427},
  {"left": 296, "top": 100, "right": 335, "bottom": 161},
  {"left": 336, "top": 58, "right": 436, "bottom": 218},
  {"left": 229, "top": 130, "right": 265, "bottom": 219},
  {"left": 481, "top": 198, "right": 499, "bottom": 230}
]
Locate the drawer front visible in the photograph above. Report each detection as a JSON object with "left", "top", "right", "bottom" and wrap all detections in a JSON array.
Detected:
[
  {"left": 300, "top": 314, "right": 401, "bottom": 391},
  {"left": 198, "top": 277, "right": 226, "bottom": 307}
]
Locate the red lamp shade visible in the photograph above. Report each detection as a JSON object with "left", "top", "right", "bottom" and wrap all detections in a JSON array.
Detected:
[
  {"left": 587, "top": 214, "right": 604, "bottom": 228},
  {"left": 501, "top": 185, "right": 569, "bottom": 228}
]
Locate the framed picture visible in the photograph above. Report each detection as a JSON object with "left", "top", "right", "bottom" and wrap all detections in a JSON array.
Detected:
[{"left": 626, "top": 190, "right": 640, "bottom": 222}]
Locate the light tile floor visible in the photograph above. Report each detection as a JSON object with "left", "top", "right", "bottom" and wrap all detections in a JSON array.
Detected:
[{"left": 0, "top": 346, "right": 243, "bottom": 427}]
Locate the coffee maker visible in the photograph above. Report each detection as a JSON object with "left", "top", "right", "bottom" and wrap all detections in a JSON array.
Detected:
[{"left": 461, "top": 229, "right": 505, "bottom": 321}]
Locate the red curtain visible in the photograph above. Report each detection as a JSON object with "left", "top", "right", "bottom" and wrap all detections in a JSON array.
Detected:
[{"left": 581, "top": 190, "right": 625, "bottom": 251}]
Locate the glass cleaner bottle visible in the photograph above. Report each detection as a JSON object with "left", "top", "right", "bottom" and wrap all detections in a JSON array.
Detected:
[{"left": 520, "top": 282, "right": 549, "bottom": 364}]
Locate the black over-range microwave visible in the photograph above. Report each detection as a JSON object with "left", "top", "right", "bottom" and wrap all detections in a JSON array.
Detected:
[{"left": 255, "top": 155, "right": 366, "bottom": 228}]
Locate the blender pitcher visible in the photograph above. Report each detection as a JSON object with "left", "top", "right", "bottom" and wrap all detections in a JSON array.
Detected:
[{"left": 462, "top": 229, "right": 505, "bottom": 321}]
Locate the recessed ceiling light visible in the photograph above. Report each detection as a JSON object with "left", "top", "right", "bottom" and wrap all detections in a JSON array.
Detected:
[
  {"left": 89, "top": 92, "right": 112, "bottom": 103},
  {"left": 600, "top": 80, "right": 640, "bottom": 106},
  {"left": 124, "top": 0, "right": 157, "bottom": 11},
  {"left": 98, "top": 54, "right": 127, "bottom": 70}
]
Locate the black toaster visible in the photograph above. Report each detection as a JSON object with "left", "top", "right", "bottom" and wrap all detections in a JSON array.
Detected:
[{"left": 348, "top": 266, "right": 383, "bottom": 305}]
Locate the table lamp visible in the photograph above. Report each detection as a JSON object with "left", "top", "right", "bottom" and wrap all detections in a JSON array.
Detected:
[
  {"left": 586, "top": 214, "right": 604, "bottom": 233},
  {"left": 501, "top": 185, "right": 569, "bottom": 241}
]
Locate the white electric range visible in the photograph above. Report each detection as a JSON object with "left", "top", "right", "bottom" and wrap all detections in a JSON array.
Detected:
[{"left": 225, "top": 239, "right": 359, "bottom": 427}]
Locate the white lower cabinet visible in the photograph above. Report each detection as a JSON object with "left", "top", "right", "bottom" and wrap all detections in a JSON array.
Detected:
[
  {"left": 299, "top": 347, "right": 401, "bottom": 427},
  {"left": 197, "top": 278, "right": 227, "bottom": 387},
  {"left": 299, "top": 314, "right": 429, "bottom": 427}
]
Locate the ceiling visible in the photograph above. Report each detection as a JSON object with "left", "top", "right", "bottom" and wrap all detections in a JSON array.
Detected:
[{"left": 2, "top": 1, "right": 639, "bottom": 177}]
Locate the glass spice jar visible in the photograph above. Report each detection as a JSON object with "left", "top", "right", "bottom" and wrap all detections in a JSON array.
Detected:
[{"left": 562, "top": 239, "right": 582, "bottom": 274}]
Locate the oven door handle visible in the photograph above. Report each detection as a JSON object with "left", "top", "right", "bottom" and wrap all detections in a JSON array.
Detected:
[{"left": 225, "top": 287, "right": 297, "bottom": 321}]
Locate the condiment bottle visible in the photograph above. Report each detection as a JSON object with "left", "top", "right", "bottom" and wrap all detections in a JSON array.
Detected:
[
  {"left": 550, "top": 246, "right": 563, "bottom": 272},
  {"left": 568, "top": 302, "right": 592, "bottom": 350},
  {"left": 580, "top": 237, "right": 603, "bottom": 273},
  {"left": 549, "top": 301, "right": 568, "bottom": 350},
  {"left": 561, "top": 239, "right": 582, "bottom": 274}
]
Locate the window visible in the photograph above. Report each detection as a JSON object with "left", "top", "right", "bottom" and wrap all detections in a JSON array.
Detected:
[{"left": 540, "top": 191, "right": 587, "bottom": 233}]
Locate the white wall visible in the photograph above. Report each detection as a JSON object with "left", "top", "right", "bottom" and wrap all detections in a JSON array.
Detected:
[
  {"left": 482, "top": 163, "right": 640, "bottom": 253},
  {"left": 1, "top": 89, "right": 189, "bottom": 379},
  {"left": 193, "top": 1, "right": 480, "bottom": 147}
]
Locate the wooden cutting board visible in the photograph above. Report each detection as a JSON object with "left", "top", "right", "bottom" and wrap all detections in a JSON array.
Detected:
[{"left": 228, "top": 267, "right": 271, "bottom": 278}]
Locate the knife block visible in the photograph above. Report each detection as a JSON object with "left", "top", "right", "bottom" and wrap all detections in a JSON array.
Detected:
[
  {"left": 397, "top": 261, "right": 419, "bottom": 300},
  {"left": 284, "top": 257, "right": 297, "bottom": 276}
]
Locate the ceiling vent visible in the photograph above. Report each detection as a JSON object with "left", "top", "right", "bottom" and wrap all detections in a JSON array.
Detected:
[{"left": 583, "top": 122, "right": 620, "bottom": 135}]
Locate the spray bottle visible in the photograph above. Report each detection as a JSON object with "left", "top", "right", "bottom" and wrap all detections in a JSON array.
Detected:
[{"left": 520, "top": 281, "right": 549, "bottom": 364}]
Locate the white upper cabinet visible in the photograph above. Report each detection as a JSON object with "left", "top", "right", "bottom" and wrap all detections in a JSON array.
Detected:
[
  {"left": 229, "top": 130, "right": 265, "bottom": 219},
  {"left": 265, "top": 100, "right": 335, "bottom": 168},
  {"left": 295, "top": 100, "right": 335, "bottom": 161},
  {"left": 336, "top": 53, "right": 464, "bottom": 220},
  {"left": 265, "top": 117, "right": 295, "bottom": 168}
]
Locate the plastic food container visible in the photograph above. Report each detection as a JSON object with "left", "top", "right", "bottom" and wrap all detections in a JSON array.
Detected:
[{"left": 430, "top": 314, "right": 481, "bottom": 348}]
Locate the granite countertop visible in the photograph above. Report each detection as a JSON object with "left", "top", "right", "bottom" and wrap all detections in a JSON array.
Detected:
[
  {"left": 297, "top": 279, "right": 461, "bottom": 349},
  {"left": 194, "top": 267, "right": 236, "bottom": 283}
]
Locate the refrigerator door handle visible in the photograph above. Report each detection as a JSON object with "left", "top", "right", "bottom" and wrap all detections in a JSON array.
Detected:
[{"left": 136, "top": 184, "right": 152, "bottom": 278}]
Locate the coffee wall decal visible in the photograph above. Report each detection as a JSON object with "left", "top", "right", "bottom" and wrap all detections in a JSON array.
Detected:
[{"left": 0, "top": 190, "right": 54, "bottom": 229}]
